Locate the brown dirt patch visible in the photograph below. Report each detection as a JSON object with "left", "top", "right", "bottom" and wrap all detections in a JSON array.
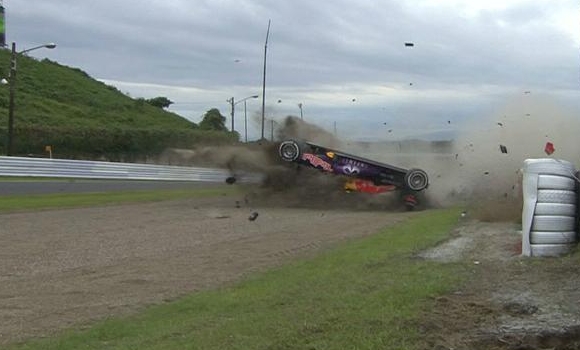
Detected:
[
  {"left": 418, "top": 217, "right": 580, "bottom": 350},
  {"left": 2, "top": 190, "right": 579, "bottom": 349},
  {"left": 0, "top": 192, "right": 413, "bottom": 345}
]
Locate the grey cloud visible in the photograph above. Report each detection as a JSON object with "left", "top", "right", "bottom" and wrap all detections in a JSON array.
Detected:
[{"left": 5, "top": 0, "right": 580, "bottom": 140}]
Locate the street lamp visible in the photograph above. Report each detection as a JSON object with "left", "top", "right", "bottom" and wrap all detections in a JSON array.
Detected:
[
  {"left": 228, "top": 94, "right": 259, "bottom": 140},
  {"left": 6, "top": 41, "right": 56, "bottom": 156}
]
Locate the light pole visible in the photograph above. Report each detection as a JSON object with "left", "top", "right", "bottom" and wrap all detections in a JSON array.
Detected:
[
  {"left": 260, "top": 19, "right": 271, "bottom": 141},
  {"left": 298, "top": 103, "right": 303, "bottom": 120},
  {"left": 227, "top": 97, "right": 234, "bottom": 132},
  {"left": 244, "top": 100, "right": 248, "bottom": 142},
  {"left": 228, "top": 95, "right": 259, "bottom": 139},
  {"left": 6, "top": 41, "right": 56, "bottom": 156}
]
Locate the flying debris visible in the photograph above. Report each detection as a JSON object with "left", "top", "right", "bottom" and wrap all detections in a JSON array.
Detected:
[
  {"left": 352, "top": 98, "right": 356, "bottom": 102},
  {"left": 544, "top": 142, "right": 555, "bottom": 155},
  {"left": 524, "top": 91, "right": 531, "bottom": 94},
  {"left": 277, "top": 99, "right": 282, "bottom": 103},
  {"left": 388, "top": 129, "right": 392, "bottom": 133},
  {"left": 404, "top": 42, "right": 414, "bottom": 47},
  {"left": 225, "top": 176, "right": 237, "bottom": 184},
  {"left": 499, "top": 145, "right": 508, "bottom": 154},
  {"left": 497, "top": 122, "right": 503, "bottom": 127},
  {"left": 484, "top": 171, "right": 490, "bottom": 175},
  {"left": 447, "top": 120, "right": 451, "bottom": 124},
  {"left": 248, "top": 212, "right": 259, "bottom": 221}
]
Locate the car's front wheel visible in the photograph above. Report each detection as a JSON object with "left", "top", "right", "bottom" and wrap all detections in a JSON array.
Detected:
[
  {"left": 404, "top": 168, "right": 429, "bottom": 191},
  {"left": 278, "top": 140, "right": 302, "bottom": 162}
]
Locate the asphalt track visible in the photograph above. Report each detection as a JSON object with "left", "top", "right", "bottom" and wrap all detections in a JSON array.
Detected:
[{"left": 0, "top": 180, "right": 227, "bottom": 196}]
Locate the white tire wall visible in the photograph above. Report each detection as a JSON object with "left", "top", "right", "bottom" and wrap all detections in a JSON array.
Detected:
[
  {"left": 536, "top": 190, "right": 576, "bottom": 204},
  {"left": 534, "top": 203, "right": 576, "bottom": 216},
  {"left": 537, "top": 175, "right": 576, "bottom": 190},
  {"left": 531, "top": 216, "right": 576, "bottom": 232},
  {"left": 530, "top": 244, "right": 575, "bottom": 257},
  {"left": 530, "top": 231, "right": 577, "bottom": 244},
  {"left": 521, "top": 159, "right": 578, "bottom": 257}
]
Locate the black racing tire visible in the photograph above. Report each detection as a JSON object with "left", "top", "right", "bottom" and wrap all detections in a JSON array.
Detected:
[
  {"left": 404, "top": 168, "right": 429, "bottom": 191},
  {"left": 278, "top": 140, "right": 303, "bottom": 162}
]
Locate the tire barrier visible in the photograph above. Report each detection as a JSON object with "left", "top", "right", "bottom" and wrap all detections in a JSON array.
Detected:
[{"left": 521, "top": 158, "right": 578, "bottom": 257}]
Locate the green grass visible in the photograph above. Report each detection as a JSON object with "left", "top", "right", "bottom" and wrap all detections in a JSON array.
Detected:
[
  {"left": 6, "top": 208, "right": 466, "bottom": 350},
  {"left": 0, "top": 185, "right": 240, "bottom": 212},
  {"left": 0, "top": 50, "right": 238, "bottom": 157}
]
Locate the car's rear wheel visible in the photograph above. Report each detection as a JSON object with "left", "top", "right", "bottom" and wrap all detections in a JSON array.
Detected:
[
  {"left": 278, "top": 140, "right": 302, "bottom": 162},
  {"left": 404, "top": 168, "right": 429, "bottom": 191}
]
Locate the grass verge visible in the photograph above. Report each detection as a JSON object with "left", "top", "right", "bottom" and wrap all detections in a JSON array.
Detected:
[
  {"left": 7, "top": 208, "right": 466, "bottom": 350},
  {"left": 0, "top": 185, "right": 241, "bottom": 212}
]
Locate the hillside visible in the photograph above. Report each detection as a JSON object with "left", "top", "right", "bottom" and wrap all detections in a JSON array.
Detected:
[{"left": 0, "top": 48, "right": 235, "bottom": 159}]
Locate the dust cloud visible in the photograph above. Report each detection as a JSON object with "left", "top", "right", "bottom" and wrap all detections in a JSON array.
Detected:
[
  {"left": 425, "top": 93, "right": 580, "bottom": 220},
  {"left": 159, "top": 96, "right": 580, "bottom": 217}
]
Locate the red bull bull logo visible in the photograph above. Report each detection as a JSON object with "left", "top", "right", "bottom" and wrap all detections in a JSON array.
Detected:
[{"left": 301, "top": 153, "right": 332, "bottom": 172}]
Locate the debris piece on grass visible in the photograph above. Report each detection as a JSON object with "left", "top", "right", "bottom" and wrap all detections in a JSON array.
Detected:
[{"left": 500, "top": 145, "right": 508, "bottom": 154}]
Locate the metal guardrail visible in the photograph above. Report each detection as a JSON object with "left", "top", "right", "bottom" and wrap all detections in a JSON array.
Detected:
[{"left": 0, "top": 156, "right": 263, "bottom": 183}]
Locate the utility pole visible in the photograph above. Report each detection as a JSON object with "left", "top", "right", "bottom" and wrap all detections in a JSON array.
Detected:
[
  {"left": 298, "top": 103, "right": 303, "bottom": 120},
  {"left": 260, "top": 19, "right": 271, "bottom": 140},
  {"left": 7, "top": 42, "right": 17, "bottom": 156},
  {"left": 227, "top": 97, "right": 235, "bottom": 132}
]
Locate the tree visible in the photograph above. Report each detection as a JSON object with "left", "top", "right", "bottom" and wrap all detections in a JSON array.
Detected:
[
  {"left": 145, "top": 96, "right": 173, "bottom": 109},
  {"left": 199, "top": 108, "right": 228, "bottom": 131}
]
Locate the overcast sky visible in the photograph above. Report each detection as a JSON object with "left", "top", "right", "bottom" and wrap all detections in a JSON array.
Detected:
[{"left": 6, "top": 0, "right": 580, "bottom": 140}]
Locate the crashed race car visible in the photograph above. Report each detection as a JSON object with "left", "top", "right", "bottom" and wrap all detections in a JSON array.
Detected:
[{"left": 278, "top": 139, "right": 429, "bottom": 210}]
